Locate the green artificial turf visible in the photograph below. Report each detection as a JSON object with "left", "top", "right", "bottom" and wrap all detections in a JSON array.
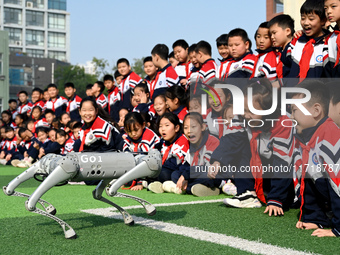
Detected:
[{"left": 1, "top": 165, "right": 339, "bottom": 255}]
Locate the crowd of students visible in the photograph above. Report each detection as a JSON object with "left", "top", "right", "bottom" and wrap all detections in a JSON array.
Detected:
[{"left": 1, "top": 0, "right": 340, "bottom": 237}]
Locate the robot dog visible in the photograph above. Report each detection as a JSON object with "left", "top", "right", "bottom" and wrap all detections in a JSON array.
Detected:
[{"left": 3, "top": 149, "right": 162, "bottom": 239}]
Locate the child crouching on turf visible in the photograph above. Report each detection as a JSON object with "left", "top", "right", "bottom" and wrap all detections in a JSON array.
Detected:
[
  {"left": 165, "top": 85, "right": 188, "bottom": 124},
  {"left": 291, "top": 79, "right": 340, "bottom": 237},
  {"left": 183, "top": 112, "right": 221, "bottom": 196},
  {"left": 121, "top": 112, "right": 160, "bottom": 191},
  {"left": 0, "top": 127, "right": 21, "bottom": 165},
  {"left": 148, "top": 112, "right": 190, "bottom": 194},
  {"left": 56, "top": 129, "right": 74, "bottom": 155}
]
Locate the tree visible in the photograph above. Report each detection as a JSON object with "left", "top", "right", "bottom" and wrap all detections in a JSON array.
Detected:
[
  {"left": 55, "top": 65, "right": 97, "bottom": 98},
  {"left": 131, "top": 57, "right": 146, "bottom": 78},
  {"left": 92, "top": 57, "right": 112, "bottom": 80}
]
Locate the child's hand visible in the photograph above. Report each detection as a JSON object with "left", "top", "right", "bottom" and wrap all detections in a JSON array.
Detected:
[
  {"left": 131, "top": 185, "right": 143, "bottom": 191},
  {"left": 294, "top": 30, "right": 304, "bottom": 38},
  {"left": 311, "top": 229, "right": 336, "bottom": 237},
  {"left": 296, "top": 221, "right": 319, "bottom": 230},
  {"left": 264, "top": 205, "right": 284, "bottom": 216},
  {"left": 0, "top": 151, "right": 5, "bottom": 159},
  {"left": 5, "top": 154, "right": 12, "bottom": 161},
  {"left": 176, "top": 175, "right": 188, "bottom": 191},
  {"left": 24, "top": 151, "right": 28, "bottom": 158},
  {"left": 140, "top": 93, "right": 148, "bottom": 104},
  {"left": 208, "top": 161, "right": 220, "bottom": 179},
  {"left": 180, "top": 79, "right": 188, "bottom": 86},
  {"left": 33, "top": 142, "right": 39, "bottom": 149}
]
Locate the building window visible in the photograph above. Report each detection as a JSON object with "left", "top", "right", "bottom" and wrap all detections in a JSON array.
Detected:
[
  {"left": 48, "top": 51, "right": 66, "bottom": 61},
  {"left": 9, "top": 68, "right": 26, "bottom": 86},
  {"left": 4, "top": 8, "right": 22, "bottom": 25},
  {"left": 26, "top": 29, "right": 44, "bottom": 46},
  {"left": 26, "top": 49, "right": 44, "bottom": 58},
  {"left": 48, "top": 32, "right": 65, "bottom": 48},
  {"left": 26, "top": 10, "right": 44, "bottom": 26},
  {"left": 10, "top": 47, "right": 23, "bottom": 53},
  {"left": 4, "top": 27, "right": 22, "bottom": 45},
  {"left": 274, "top": 0, "right": 284, "bottom": 13},
  {"left": 48, "top": 0, "right": 66, "bottom": 11},
  {"left": 48, "top": 13, "right": 66, "bottom": 29},
  {"left": 4, "top": 0, "right": 22, "bottom": 5},
  {"left": 27, "top": 0, "right": 44, "bottom": 9},
  {"left": 0, "top": 54, "right": 3, "bottom": 75}
]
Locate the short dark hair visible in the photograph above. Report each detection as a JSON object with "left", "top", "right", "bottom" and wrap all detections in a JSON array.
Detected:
[
  {"left": 36, "top": 126, "right": 49, "bottom": 135},
  {"left": 295, "top": 79, "right": 330, "bottom": 116},
  {"left": 56, "top": 129, "right": 68, "bottom": 138},
  {"left": 114, "top": 70, "right": 122, "bottom": 79},
  {"left": 18, "top": 127, "right": 28, "bottom": 137},
  {"left": 5, "top": 126, "right": 14, "bottom": 133},
  {"left": 8, "top": 99, "right": 17, "bottom": 104},
  {"left": 143, "top": 56, "right": 153, "bottom": 64},
  {"left": 195, "top": 40, "right": 212, "bottom": 56},
  {"left": 216, "top": 34, "right": 229, "bottom": 47},
  {"left": 326, "top": 81, "right": 340, "bottom": 105},
  {"left": 172, "top": 39, "right": 189, "bottom": 50},
  {"left": 47, "top": 84, "right": 58, "bottom": 90},
  {"left": 168, "top": 51, "right": 175, "bottom": 59},
  {"left": 134, "top": 80, "right": 150, "bottom": 94},
  {"left": 103, "top": 74, "right": 114, "bottom": 82},
  {"left": 228, "top": 28, "right": 250, "bottom": 44},
  {"left": 117, "top": 58, "right": 130, "bottom": 66},
  {"left": 95, "top": 81, "right": 105, "bottom": 93},
  {"left": 188, "top": 43, "right": 197, "bottom": 54},
  {"left": 32, "top": 88, "right": 43, "bottom": 94},
  {"left": 300, "top": 0, "right": 326, "bottom": 21},
  {"left": 71, "top": 121, "right": 82, "bottom": 130},
  {"left": 86, "top": 84, "right": 93, "bottom": 91},
  {"left": 18, "top": 90, "right": 28, "bottom": 96},
  {"left": 268, "top": 14, "right": 295, "bottom": 36},
  {"left": 64, "top": 82, "right": 75, "bottom": 89},
  {"left": 151, "top": 44, "right": 169, "bottom": 60},
  {"left": 44, "top": 109, "right": 55, "bottom": 116},
  {"left": 254, "top": 22, "right": 269, "bottom": 40}
]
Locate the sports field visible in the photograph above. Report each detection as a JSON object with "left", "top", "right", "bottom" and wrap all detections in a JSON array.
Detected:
[{"left": 1, "top": 166, "right": 338, "bottom": 255}]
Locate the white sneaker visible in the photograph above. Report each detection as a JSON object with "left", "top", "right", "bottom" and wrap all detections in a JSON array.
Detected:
[
  {"left": 222, "top": 180, "right": 237, "bottom": 196},
  {"left": 191, "top": 184, "right": 220, "bottom": 197},
  {"left": 0, "top": 159, "right": 7, "bottom": 165},
  {"left": 223, "top": 190, "right": 262, "bottom": 208},
  {"left": 17, "top": 161, "right": 32, "bottom": 168},
  {"left": 142, "top": 181, "right": 148, "bottom": 188},
  {"left": 162, "top": 181, "right": 176, "bottom": 193},
  {"left": 11, "top": 159, "right": 21, "bottom": 167},
  {"left": 148, "top": 181, "right": 164, "bottom": 193}
]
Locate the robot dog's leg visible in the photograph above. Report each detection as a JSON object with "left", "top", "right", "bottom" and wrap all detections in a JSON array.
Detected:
[
  {"left": 3, "top": 155, "right": 59, "bottom": 215},
  {"left": 92, "top": 180, "right": 134, "bottom": 225},
  {"left": 114, "top": 192, "right": 156, "bottom": 216},
  {"left": 25, "top": 155, "right": 79, "bottom": 239}
]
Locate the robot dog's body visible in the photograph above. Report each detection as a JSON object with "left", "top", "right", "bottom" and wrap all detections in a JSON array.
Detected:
[{"left": 3, "top": 149, "right": 162, "bottom": 239}]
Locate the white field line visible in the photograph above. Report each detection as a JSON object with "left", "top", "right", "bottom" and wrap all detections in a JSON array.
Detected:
[{"left": 82, "top": 200, "right": 319, "bottom": 255}]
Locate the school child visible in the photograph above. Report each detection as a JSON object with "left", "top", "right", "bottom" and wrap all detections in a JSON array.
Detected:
[
  {"left": 151, "top": 44, "right": 179, "bottom": 100},
  {"left": 35, "top": 127, "right": 61, "bottom": 159},
  {"left": 25, "top": 119, "right": 35, "bottom": 133},
  {"left": 173, "top": 39, "right": 192, "bottom": 86},
  {"left": 183, "top": 112, "right": 221, "bottom": 196},
  {"left": 281, "top": 0, "right": 328, "bottom": 84},
  {"left": 70, "top": 121, "right": 82, "bottom": 140},
  {"left": 15, "top": 127, "right": 40, "bottom": 168},
  {"left": 165, "top": 86, "right": 188, "bottom": 124},
  {"left": 103, "top": 74, "right": 120, "bottom": 123},
  {"left": 147, "top": 113, "right": 190, "bottom": 194},
  {"left": 85, "top": 84, "right": 94, "bottom": 97},
  {"left": 44, "top": 109, "right": 55, "bottom": 127},
  {"left": 59, "top": 112, "right": 71, "bottom": 130},
  {"left": 143, "top": 56, "right": 158, "bottom": 89},
  {"left": 92, "top": 81, "right": 108, "bottom": 111},
  {"left": 328, "top": 83, "right": 340, "bottom": 127},
  {"left": 31, "top": 106, "right": 49, "bottom": 133},
  {"left": 1, "top": 110, "right": 17, "bottom": 129},
  {"left": 114, "top": 70, "right": 124, "bottom": 86},
  {"left": 45, "top": 84, "right": 67, "bottom": 118},
  {"left": 117, "top": 108, "right": 128, "bottom": 131},
  {"left": 43, "top": 88, "right": 50, "bottom": 102},
  {"left": 14, "top": 114, "right": 26, "bottom": 129},
  {"left": 30, "top": 88, "right": 46, "bottom": 115},
  {"left": 168, "top": 51, "right": 179, "bottom": 68},
  {"left": 251, "top": 22, "right": 279, "bottom": 81},
  {"left": 219, "top": 28, "right": 256, "bottom": 88},
  {"left": 221, "top": 79, "right": 295, "bottom": 214},
  {"left": 204, "top": 87, "right": 231, "bottom": 138},
  {"left": 64, "top": 82, "right": 82, "bottom": 122},
  {"left": 0, "top": 127, "right": 21, "bottom": 165},
  {"left": 187, "top": 43, "right": 202, "bottom": 87},
  {"left": 216, "top": 34, "right": 230, "bottom": 62},
  {"left": 79, "top": 97, "right": 124, "bottom": 152},
  {"left": 323, "top": 0, "right": 340, "bottom": 78},
  {"left": 291, "top": 79, "right": 340, "bottom": 237},
  {"left": 268, "top": 14, "right": 295, "bottom": 79},
  {"left": 133, "top": 81, "right": 156, "bottom": 120},
  {"left": 117, "top": 58, "right": 142, "bottom": 110},
  {"left": 48, "top": 128, "right": 57, "bottom": 142},
  {"left": 0, "top": 126, "right": 6, "bottom": 149},
  {"left": 17, "top": 91, "right": 33, "bottom": 115},
  {"left": 8, "top": 99, "right": 18, "bottom": 119},
  {"left": 55, "top": 129, "right": 74, "bottom": 155},
  {"left": 194, "top": 40, "right": 217, "bottom": 86},
  {"left": 153, "top": 94, "right": 167, "bottom": 118}
]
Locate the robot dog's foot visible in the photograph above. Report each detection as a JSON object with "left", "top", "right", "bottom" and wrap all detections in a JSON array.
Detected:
[
  {"left": 115, "top": 192, "right": 156, "bottom": 216},
  {"left": 25, "top": 201, "right": 76, "bottom": 239},
  {"left": 3, "top": 186, "right": 57, "bottom": 215}
]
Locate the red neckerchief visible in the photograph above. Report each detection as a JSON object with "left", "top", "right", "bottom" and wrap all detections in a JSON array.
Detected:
[
  {"left": 222, "top": 60, "right": 235, "bottom": 81},
  {"left": 150, "top": 71, "right": 161, "bottom": 99},
  {"left": 250, "top": 53, "right": 262, "bottom": 79},
  {"left": 333, "top": 31, "right": 340, "bottom": 67},
  {"left": 162, "top": 143, "right": 173, "bottom": 165},
  {"left": 79, "top": 128, "right": 90, "bottom": 152},
  {"left": 299, "top": 38, "right": 316, "bottom": 83},
  {"left": 249, "top": 129, "right": 266, "bottom": 204}
]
